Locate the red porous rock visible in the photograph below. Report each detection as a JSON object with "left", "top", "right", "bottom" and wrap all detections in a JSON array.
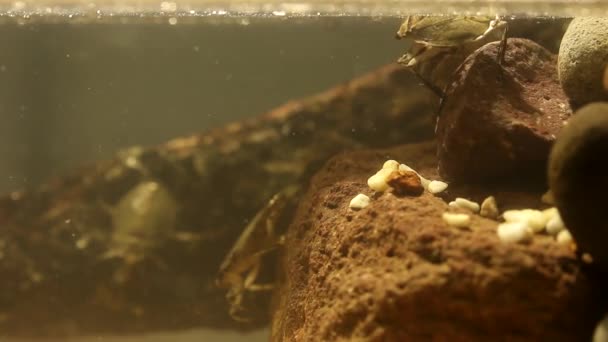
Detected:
[
  {"left": 271, "top": 141, "right": 601, "bottom": 342},
  {"left": 386, "top": 170, "right": 424, "bottom": 196},
  {"left": 436, "top": 38, "right": 572, "bottom": 185}
]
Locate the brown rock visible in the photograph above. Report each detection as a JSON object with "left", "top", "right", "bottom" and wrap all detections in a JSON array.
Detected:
[
  {"left": 272, "top": 141, "right": 600, "bottom": 341},
  {"left": 436, "top": 38, "right": 572, "bottom": 185},
  {"left": 386, "top": 170, "right": 424, "bottom": 196},
  {"left": 549, "top": 102, "right": 608, "bottom": 272}
]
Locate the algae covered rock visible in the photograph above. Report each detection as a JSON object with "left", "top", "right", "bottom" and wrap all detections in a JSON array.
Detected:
[
  {"left": 558, "top": 17, "right": 608, "bottom": 109},
  {"left": 549, "top": 102, "right": 608, "bottom": 272}
]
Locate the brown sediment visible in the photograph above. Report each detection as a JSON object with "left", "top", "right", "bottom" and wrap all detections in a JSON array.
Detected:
[
  {"left": 272, "top": 142, "right": 601, "bottom": 341},
  {"left": 0, "top": 63, "right": 434, "bottom": 337}
]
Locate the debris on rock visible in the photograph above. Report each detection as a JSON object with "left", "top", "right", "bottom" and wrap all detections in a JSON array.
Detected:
[
  {"left": 427, "top": 180, "right": 448, "bottom": 194},
  {"left": 386, "top": 170, "right": 425, "bottom": 196},
  {"left": 349, "top": 194, "right": 370, "bottom": 210},
  {"left": 442, "top": 212, "right": 471, "bottom": 228},
  {"left": 436, "top": 38, "right": 572, "bottom": 184},
  {"left": 448, "top": 197, "right": 480, "bottom": 213},
  {"left": 497, "top": 221, "right": 532, "bottom": 244},
  {"left": 558, "top": 17, "right": 608, "bottom": 108},
  {"left": 480, "top": 196, "right": 499, "bottom": 219}
]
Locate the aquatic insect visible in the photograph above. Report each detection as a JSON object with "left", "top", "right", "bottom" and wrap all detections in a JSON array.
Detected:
[
  {"left": 396, "top": 15, "right": 508, "bottom": 67},
  {"left": 216, "top": 186, "right": 298, "bottom": 322},
  {"left": 104, "top": 180, "right": 179, "bottom": 283},
  {"left": 396, "top": 16, "right": 507, "bottom": 98}
]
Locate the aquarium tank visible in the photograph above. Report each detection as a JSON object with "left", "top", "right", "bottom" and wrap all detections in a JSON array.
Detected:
[{"left": 0, "top": 0, "right": 608, "bottom": 341}]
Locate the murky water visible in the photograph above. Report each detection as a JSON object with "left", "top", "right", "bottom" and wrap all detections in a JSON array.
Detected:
[{"left": 0, "top": 2, "right": 605, "bottom": 341}]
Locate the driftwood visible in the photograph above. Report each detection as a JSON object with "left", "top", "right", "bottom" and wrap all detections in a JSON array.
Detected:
[{"left": 0, "top": 63, "right": 435, "bottom": 337}]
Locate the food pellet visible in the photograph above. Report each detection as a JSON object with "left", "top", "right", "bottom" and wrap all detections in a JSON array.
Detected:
[
  {"left": 497, "top": 222, "right": 531, "bottom": 243},
  {"left": 449, "top": 197, "right": 480, "bottom": 213},
  {"left": 367, "top": 168, "right": 393, "bottom": 192},
  {"left": 546, "top": 212, "right": 565, "bottom": 235},
  {"left": 442, "top": 212, "right": 471, "bottom": 228},
  {"left": 502, "top": 209, "right": 546, "bottom": 233},
  {"left": 556, "top": 229, "right": 573, "bottom": 245},
  {"left": 349, "top": 194, "right": 370, "bottom": 210},
  {"left": 428, "top": 180, "right": 448, "bottom": 194},
  {"left": 383, "top": 160, "right": 399, "bottom": 171},
  {"left": 480, "top": 196, "right": 499, "bottom": 219}
]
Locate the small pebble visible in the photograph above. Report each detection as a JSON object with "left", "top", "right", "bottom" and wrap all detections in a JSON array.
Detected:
[
  {"left": 479, "top": 196, "right": 499, "bottom": 219},
  {"left": 449, "top": 197, "right": 480, "bottom": 213},
  {"left": 427, "top": 180, "right": 448, "bottom": 194},
  {"left": 497, "top": 221, "right": 531, "bottom": 243},
  {"left": 367, "top": 168, "right": 393, "bottom": 192},
  {"left": 349, "top": 194, "right": 370, "bottom": 210},
  {"left": 546, "top": 211, "right": 565, "bottom": 235},
  {"left": 382, "top": 159, "right": 399, "bottom": 171},
  {"left": 442, "top": 212, "right": 471, "bottom": 228},
  {"left": 386, "top": 170, "right": 424, "bottom": 196},
  {"left": 502, "top": 209, "right": 547, "bottom": 233},
  {"left": 556, "top": 229, "right": 573, "bottom": 245}
]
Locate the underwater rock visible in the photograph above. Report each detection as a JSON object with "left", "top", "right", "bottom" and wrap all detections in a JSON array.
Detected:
[
  {"left": 549, "top": 102, "right": 608, "bottom": 272},
  {"left": 558, "top": 17, "right": 608, "bottom": 109},
  {"left": 272, "top": 141, "right": 600, "bottom": 341},
  {"left": 436, "top": 38, "right": 572, "bottom": 185}
]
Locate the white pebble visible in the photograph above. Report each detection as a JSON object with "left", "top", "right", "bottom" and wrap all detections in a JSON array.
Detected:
[
  {"left": 349, "top": 193, "right": 370, "bottom": 210},
  {"left": 502, "top": 209, "right": 547, "bottom": 233},
  {"left": 480, "top": 196, "right": 499, "bottom": 219},
  {"left": 442, "top": 212, "right": 471, "bottom": 228},
  {"left": 428, "top": 180, "right": 448, "bottom": 194},
  {"left": 556, "top": 229, "right": 573, "bottom": 245},
  {"left": 367, "top": 168, "right": 393, "bottom": 192},
  {"left": 382, "top": 160, "right": 399, "bottom": 171},
  {"left": 449, "top": 197, "right": 480, "bottom": 213},
  {"left": 398, "top": 163, "right": 414, "bottom": 172},
  {"left": 497, "top": 222, "right": 532, "bottom": 243},
  {"left": 546, "top": 212, "right": 565, "bottom": 235}
]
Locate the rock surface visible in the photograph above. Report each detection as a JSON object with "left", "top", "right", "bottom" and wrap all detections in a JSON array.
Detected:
[
  {"left": 549, "top": 102, "right": 608, "bottom": 273},
  {"left": 436, "top": 38, "right": 572, "bottom": 185},
  {"left": 558, "top": 17, "right": 608, "bottom": 109},
  {"left": 272, "top": 141, "right": 600, "bottom": 341}
]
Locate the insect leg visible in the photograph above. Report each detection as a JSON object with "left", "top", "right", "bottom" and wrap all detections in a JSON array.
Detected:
[{"left": 497, "top": 21, "right": 509, "bottom": 65}]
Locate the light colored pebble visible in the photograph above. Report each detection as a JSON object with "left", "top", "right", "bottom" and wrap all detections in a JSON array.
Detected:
[
  {"left": 449, "top": 197, "right": 480, "bottom": 213},
  {"left": 502, "top": 209, "right": 547, "bottom": 233},
  {"left": 367, "top": 168, "right": 393, "bottom": 192},
  {"left": 382, "top": 159, "right": 399, "bottom": 171},
  {"left": 349, "top": 193, "right": 370, "bottom": 210},
  {"left": 442, "top": 212, "right": 471, "bottom": 228},
  {"left": 398, "top": 163, "right": 414, "bottom": 172},
  {"left": 556, "top": 229, "right": 573, "bottom": 245},
  {"left": 480, "top": 196, "right": 499, "bottom": 219},
  {"left": 546, "top": 211, "right": 565, "bottom": 235},
  {"left": 497, "top": 222, "right": 532, "bottom": 243},
  {"left": 427, "top": 180, "right": 448, "bottom": 194}
]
